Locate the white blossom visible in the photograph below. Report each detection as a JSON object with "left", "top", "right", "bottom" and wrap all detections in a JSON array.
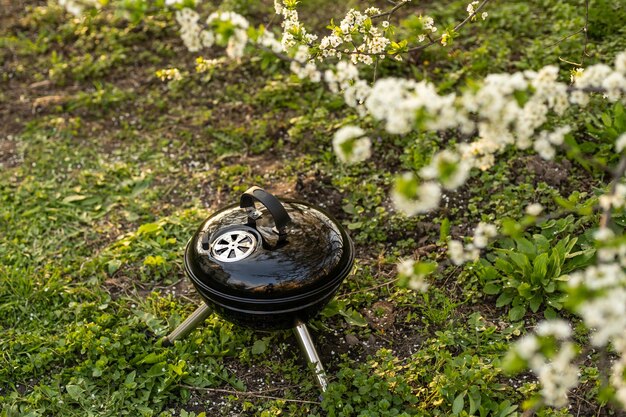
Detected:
[
  {"left": 611, "top": 357, "right": 626, "bottom": 408},
  {"left": 332, "top": 126, "right": 371, "bottom": 164},
  {"left": 473, "top": 222, "right": 497, "bottom": 249},
  {"left": 578, "top": 287, "right": 626, "bottom": 347},
  {"left": 616, "top": 133, "right": 626, "bottom": 153},
  {"left": 397, "top": 258, "right": 430, "bottom": 292},
  {"left": 467, "top": 1, "right": 479, "bottom": 17},
  {"left": 525, "top": 203, "right": 544, "bottom": 216},
  {"left": 447, "top": 239, "right": 480, "bottom": 265},
  {"left": 420, "top": 150, "right": 471, "bottom": 190},
  {"left": 391, "top": 176, "right": 441, "bottom": 215},
  {"left": 58, "top": 0, "right": 100, "bottom": 16},
  {"left": 594, "top": 227, "right": 615, "bottom": 242},
  {"left": 535, "top": 320, "right": 572, "bottom": 340},
  {"left": 514, "top": 330, "right": 578, "bottom": 407},
  {"left": 536, "top": 342, "right": 578, "bottom": 407}
]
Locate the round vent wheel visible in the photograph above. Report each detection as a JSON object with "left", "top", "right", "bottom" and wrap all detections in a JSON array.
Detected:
[{"left": 210, "top": 229, "right": 257, "bottom": 262}]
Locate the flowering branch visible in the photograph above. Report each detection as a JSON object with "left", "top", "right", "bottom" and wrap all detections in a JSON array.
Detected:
[{"left": 407, "top": 0, "right": 491, "bottom": 52}]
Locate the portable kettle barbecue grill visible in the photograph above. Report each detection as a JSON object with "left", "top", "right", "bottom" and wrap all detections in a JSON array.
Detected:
[{"left": 161, "top": 186, "right": 355, "bottom": 391}]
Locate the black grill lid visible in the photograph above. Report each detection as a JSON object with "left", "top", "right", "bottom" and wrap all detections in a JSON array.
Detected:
[{"left": 185, "top": 187, "right": 354, "bottom": 300}]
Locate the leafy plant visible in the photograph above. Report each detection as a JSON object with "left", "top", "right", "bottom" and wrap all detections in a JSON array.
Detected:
[{"left": 476, "top": 233, "right": 595, "bottom": 321}]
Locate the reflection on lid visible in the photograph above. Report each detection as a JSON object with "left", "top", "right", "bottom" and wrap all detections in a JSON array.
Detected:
[{"left": 189, "top": 201, "right": 350, "bottom": 299}]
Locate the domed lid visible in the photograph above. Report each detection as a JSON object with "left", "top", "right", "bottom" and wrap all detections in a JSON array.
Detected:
[{"left": 185, "top": 187, "right": 354, "bottom": 300}]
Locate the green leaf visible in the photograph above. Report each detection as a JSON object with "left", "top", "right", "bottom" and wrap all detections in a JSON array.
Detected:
[
  {"left": 439, "top": 218, "right": 451, "bottom": 242},
  {"left": 146, "top": 362, "right": 167, "bottom": 377},
  {"left": 515, "top": 237, "right": 535, "bottom": 256},
  {"left": 468, "top": 389, "right": 481, "bottom": 415},
  {"left": 124, "top": 371, "right": 137, "bottom": 388},
  {"left": 544, "top": 307, "right": 558, "bottom": 319},
  {"left": 501, "top": 218, "right": 523, "bottom": 237},
  {"left": 508, "top": 252, "right": 531, "bottom": 274},
  {"left": 517, "top": 282, "right": 532, "bottom": 298},
  {"left": 531, "top": 253, "right": 549, "bottom": 284},
  {"left": 494, "top": 258, "right": 514, "bottom": 274},
  {"left": 483, "top": 282, "right": 501, "bottom": 295},
  {"left": 251, "top": 339, "right": 268, "bottom": 355},
  {"left": 347, "top": 222, "right": 362, "bottom": 230},
  {"left": 509, "top": 305, "right": 526, "bottom": 321},
  {"left": 452, "top": 393, "right": 465, "bottom": 415},
  {"left": 321, "top": 299, "right": 342, "bottom": 318},
  {"left": 62, "top": 194, "right": 87, "bottom": 203},
  {"left": 499, "top": 402, "right": 519, "bottom": 417},
  {"left": 496, "top": 291, "right": 514, "bottom": 307},
  {"left": 138, "top": 222, "right": 161, "bottom": 234},
  {"left": 502, "top": 351, "right": 526, "bottom": 374},
  {"left": 107, "top": 259, "right": 122, "bottom": 275},
  {"left": 139, "top": 352, "right": 167, "bottom": 365},
  {"left": 529, "top": 295, "right": 542, "bottom": 313},
  {"left": 339, "top": 308, "right": 368, "bottom": 327},
  {"left": 66, "top": 384, "right": 83, "bottom": 401}
]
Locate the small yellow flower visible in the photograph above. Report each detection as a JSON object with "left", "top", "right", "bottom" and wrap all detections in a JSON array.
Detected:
[
  {"left": 570, "top": 67, "right": 584, "bottom": 84},
  {"left": 195, "top": 56, "right": 221, "bottom": 73},
  {"left": 155, "top": 68, "right": 182, "bottom": 82},
  {"left": 441, "top": 33, "right": 450, "bottom": 46}
]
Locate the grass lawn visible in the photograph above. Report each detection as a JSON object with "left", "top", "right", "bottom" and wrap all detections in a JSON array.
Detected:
[{"left": 1, "top": 0, "right": 626, "bottom": 416}]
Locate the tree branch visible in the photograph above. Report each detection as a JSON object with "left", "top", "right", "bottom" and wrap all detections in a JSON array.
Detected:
[
  {"left": 371, "top": 0, "right": 410, "bottom": 19},
  {"left": 407, "top": 0, "right": 491, "bottom": 53}
]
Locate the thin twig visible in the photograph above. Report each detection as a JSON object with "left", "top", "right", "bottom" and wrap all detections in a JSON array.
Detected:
[
  {"left": 407, "top": 0, "right": 491, "bottom": 53},
  {"left": 373, "top": 56, "right": 379, "bottom": 82},
  {"left": 554, "top": 0, "right": 590, "bottom": 67},
  {"left": 338, "top": 278, "right": 400, "bottom": 298},
  {"left": 581, "top": 0, "right": 590, "bottom": 65},
  {"left": 371, "top": 0, "right": 409, "bottom": 20},
  {"left": 599, "top": 155, "right": 626, "bottom": 228},
  {"left": 549, "top": 27, "right": 584, "bottom": 48},
  {"left": 256, "top": 45, "right": 297, "bottom": 63},
  {"left": 179, "top": 384, "right": 321, "bottom": 404}
]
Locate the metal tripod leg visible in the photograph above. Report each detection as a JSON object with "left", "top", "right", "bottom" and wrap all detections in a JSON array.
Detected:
[
  {"left": 293, "top": 320, "right": 328, "bottom": 392},
  {"left": 161, "top": 303, "right": 212, "bottom": 346}
]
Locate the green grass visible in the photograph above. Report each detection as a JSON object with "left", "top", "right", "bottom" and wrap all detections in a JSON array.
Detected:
[{"left": 1, "top": 0, "right": 625, "bottom": 416}]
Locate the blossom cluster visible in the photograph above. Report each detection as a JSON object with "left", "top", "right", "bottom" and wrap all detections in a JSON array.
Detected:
[
  {"left": 173, "top": 8, "right": 251, "bottom": 59},
  {"left": 447, "top": 222, "right": 497, "bottom": 265},
  {"left": 517, "top": 227, "right": 626, "bottom": 408},
  {"left": 391, "top": 173, "right": 441, "bottom": 216},
  {"left": 512, "top": 320, "right": 579, "bottom": 407},
  {"left": 467, "top": 1, "right": 488, "bottom": 21},
  {"left": 396, "top": 258, "right": 431, "bottom": 292},
  {"left": 318, "top": 8, "right": 391, "bottom": 65},
  {"left": 155, "top": 68, "right": 182, "bottom": 82},
  {"left": 170, "top": 1, "right": 446, "bottom": 81},
  {"left": 332, "top": 126, "right": 371, "bottom": 164},
  {"left": 350, "top": 52, "right": 626, "bottom": 215}
]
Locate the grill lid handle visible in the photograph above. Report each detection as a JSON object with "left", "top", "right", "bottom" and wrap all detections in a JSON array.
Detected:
[{"left": 240, "top": 186, "right": 292, "bottom": 238}]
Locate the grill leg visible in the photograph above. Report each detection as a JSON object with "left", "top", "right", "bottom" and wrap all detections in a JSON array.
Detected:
[
  {"left": 293, "top": 320, "right": 328, "bottom": 392},
  {"left": 161, "top": 303, "right": 212, "bottom": 346}
]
